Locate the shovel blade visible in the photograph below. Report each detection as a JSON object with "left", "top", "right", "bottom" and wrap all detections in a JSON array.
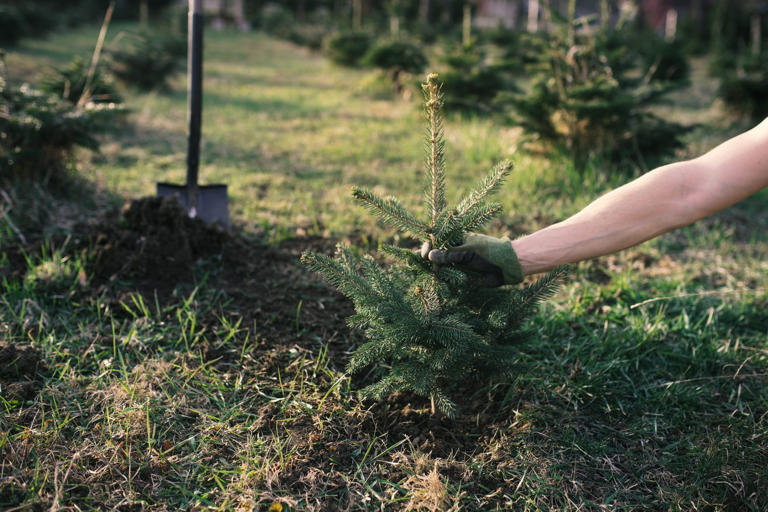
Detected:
[{"left": 157, "top": 183, "right": 230, "bottom": 229}]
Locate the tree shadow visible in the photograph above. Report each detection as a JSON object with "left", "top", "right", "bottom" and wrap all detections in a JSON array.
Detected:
[{"left": 356, "top": 287, "right": 768, "bottom": 508}]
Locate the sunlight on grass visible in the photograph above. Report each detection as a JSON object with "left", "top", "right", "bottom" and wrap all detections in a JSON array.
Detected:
[
  {"left": 9, "top": 26, "right": 613, "bottom": 243},
  {"left": 2, "top": 22, "right": 766, "bottom": 512}
]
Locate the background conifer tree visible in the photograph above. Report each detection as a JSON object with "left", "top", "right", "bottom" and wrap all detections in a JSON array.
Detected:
[
  {"left": 504, "top": 8, "right": 691, "bottom": 171},
  {"left": 302, "top": 74, "right": 567, "bottom": 417}
]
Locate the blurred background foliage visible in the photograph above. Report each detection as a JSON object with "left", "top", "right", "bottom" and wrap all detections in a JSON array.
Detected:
[
  {"left": 1, "top": 6, "right": 767, "bottom": 508},
  {"left": 2, "top": 0, "right": 768, "bottom": 173}
]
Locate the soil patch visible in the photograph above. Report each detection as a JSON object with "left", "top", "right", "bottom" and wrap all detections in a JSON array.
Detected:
[
  {"left": 90, "top": 196, "right": 228, "bottom": 293},
  {"left": 77, "top": 195, "right": 355, "bottom": 369},
  {"left": 0, "top": 342, "right": 45, "bottom": 401},
  {"left": 211, "top": 233, "right": 355, "bottom": 367}
]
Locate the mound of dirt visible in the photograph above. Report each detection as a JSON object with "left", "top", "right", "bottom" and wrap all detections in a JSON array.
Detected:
[
  {"left": 0, "top": 342, "right": 45, "bottom": 401},
  {"left": 90, "top": 196, "right": 228, "bottom": 288}
]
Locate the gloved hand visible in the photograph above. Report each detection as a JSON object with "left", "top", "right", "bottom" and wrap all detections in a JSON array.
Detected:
[{"left": 421, "top": 233, "right": 523, "bottom": 287}]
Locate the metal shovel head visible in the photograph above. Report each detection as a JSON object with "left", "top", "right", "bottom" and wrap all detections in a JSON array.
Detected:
[{"left": 156, "top": 183, "right": 230, "bottom": 229}]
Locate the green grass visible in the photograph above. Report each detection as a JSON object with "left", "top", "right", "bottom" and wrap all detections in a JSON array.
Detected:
[{"left": 1, "top": 23, "right": 767, "bottom": 511}]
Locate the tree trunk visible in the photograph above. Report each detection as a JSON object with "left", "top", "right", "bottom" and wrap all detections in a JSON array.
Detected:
[
  {"left": 353, "top": 0, "right": 363, "bottom": 30},
  {"left": 664, "top": 8, "right": 677, "bottom": 41},
  {"left": 139, "top": 0, "right": 149, "bottom": 26},
  {"left": 390, "top": 14, "right": 400, "bottom": 37},
  {"left": 711, "top": 0, "right": 727, "bottom": 52},
  {"left": 296, "top": 0, "right": 306, "bottom": 23},
  {"left": 752, "top": 13, "right": 762, "bottom": 56},
  {"left": 233, "top": 0, "right": 247, "bottom": 30},
  {"left": 540, "top": 0, "right": 550, "bottom": 32},
  {"left": 618, "top": 0, "right": 638, "bottom": 26},
  {"left": 691, "top": 0, "right": 702, "bottom": 23},
  {"left": 442, "top": 0, "right": 454, "bottom": 24},
  {"left": 527, "top": 0, "right": 539, "bottom": 32},
  {"left": 419, "top": 0, "right": 429, "bottom": 22},
  {"left": 462, "top": 3, "right": 471, "bottom": 46}
]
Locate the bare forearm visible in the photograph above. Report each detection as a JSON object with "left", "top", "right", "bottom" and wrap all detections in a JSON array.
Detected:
[
  {"left": 512, "top": 162, "right": 698, "bottom": 274},
  {"left": 512, "top": 121, "right": 768, "bottom": 277}
]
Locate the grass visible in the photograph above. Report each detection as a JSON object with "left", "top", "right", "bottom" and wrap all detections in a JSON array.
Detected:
[{"left": 1, "top": 22, "right": 767, "bottom": 511}]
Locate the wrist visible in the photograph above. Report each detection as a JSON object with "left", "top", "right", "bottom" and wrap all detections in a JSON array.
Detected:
[{"left": 510, "top": 236, "right": 540, "bottom": 276}]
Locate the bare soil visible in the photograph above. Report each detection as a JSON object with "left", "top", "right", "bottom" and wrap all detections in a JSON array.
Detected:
[
  {"left": 0, "top": 342, "right": 46, "bottom": 402},
  {"left": 90, "top": 196, "right": 228, "bottom": 292}
]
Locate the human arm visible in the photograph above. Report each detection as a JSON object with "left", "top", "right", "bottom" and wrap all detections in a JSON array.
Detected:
[
  {"left": 426, "top": 118, "right": 768, "bottom": 281},
  {"left": 511, "top": 117, "right": 768, "bottom": 275}
]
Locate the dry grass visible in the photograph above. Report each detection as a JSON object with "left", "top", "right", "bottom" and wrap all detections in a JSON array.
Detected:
[{"left": 1, "top": 23, "right": 767, "bottom": 512}]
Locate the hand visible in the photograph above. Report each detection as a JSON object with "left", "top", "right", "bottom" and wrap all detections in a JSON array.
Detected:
[{"left": 420, "top": 233, "right": 523, "bottom": 287}]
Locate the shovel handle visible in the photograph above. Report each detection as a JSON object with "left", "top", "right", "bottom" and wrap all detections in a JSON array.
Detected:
[{"left": 187, "top": 0, "right": 204, "bottom": 212}]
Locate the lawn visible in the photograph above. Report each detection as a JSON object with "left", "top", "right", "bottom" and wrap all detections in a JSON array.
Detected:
[{"left": 1, "top": 23, "right": 767, "bottom": 511}]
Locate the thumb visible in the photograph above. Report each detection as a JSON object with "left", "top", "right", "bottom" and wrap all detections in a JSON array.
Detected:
[{"left": 420, "top": 241, "right": 432, "bottom": 259}]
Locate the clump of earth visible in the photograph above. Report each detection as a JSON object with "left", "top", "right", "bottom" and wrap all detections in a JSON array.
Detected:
[
  {"left": 0, "top": 342, "right": 45, "bottom": 401},
  {"left": 91, "top": 196, "right": 228, "bottom": 287}
]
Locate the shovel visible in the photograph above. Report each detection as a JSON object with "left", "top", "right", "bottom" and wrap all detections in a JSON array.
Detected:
[{"left": 157, "top": 0, "right": 229, "bottom": 228}]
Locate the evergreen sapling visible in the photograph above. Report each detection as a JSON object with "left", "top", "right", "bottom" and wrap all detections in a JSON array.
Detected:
[
  {"left": 505, "top": 11, "right": 691, "bottom": 170},
  {"left": 302, "top": 74, "right": 567, "bottom": 417}
]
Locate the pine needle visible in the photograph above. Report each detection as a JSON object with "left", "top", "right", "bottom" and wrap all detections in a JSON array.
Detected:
[{"left": 352, "top": 188, "right": 430, "bottom": 240}]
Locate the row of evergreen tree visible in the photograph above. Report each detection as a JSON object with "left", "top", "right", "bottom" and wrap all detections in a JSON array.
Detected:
[{"left": 236, "top": 1, "right": 765, "bottom": 170}]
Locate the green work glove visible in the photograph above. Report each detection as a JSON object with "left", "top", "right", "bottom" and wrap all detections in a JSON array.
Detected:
[{"left": 421, "top": 233, "right": 523, "bottom": 287}]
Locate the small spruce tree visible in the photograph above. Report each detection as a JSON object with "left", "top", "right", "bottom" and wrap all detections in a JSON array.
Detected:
[
  {"left": 302, "top": 74, "right": 567, "bottom": 417},
  {"left": 40, "top": 56, "right": 122, "bottom": 104},
  {"left": 717, "top": 52, "right": 768, "bottom": 122},
  {"left": 0, "top": 55, "right": 122, "bottom": 179},
  {"left": 439, "top": 42, "right": 516, "bottom": 114}
]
